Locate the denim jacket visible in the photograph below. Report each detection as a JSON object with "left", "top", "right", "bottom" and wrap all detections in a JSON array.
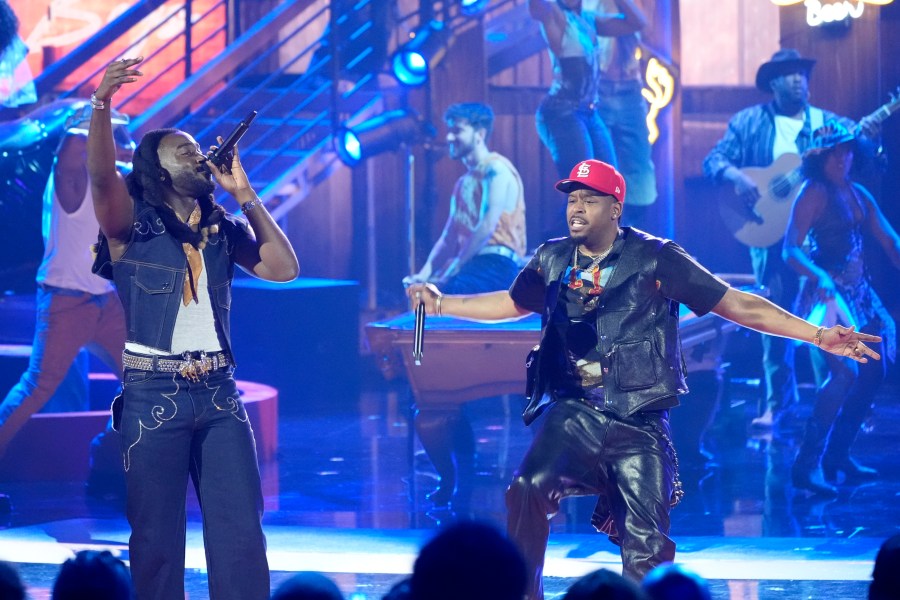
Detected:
[{"left": 92, "top": 198, "right": 250, "bottom": 360}]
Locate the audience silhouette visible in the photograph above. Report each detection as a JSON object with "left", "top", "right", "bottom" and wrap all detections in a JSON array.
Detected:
[
  {"left": 51, "top": 550, "right": 132, "bottom": 600},
  {"left": 0, "top": 561, "right": 26, "bottom": 600},
  {"left": 642, "top": 563, "right": 711, "bottom": 600},
  {"left": 410, "top": 520, "right": 526, "bottom": 600},
  {"left": 870, "top": 534, "right": 900, "bottom": 600},
  {"left": 271, "top": 571, "right": 344, "bottom": 600},
  {"left": 562, "top": 568, "right": 648, "bottom": 600},
  {"left": 382, "top": 576, "right": 412, "bottom": 600}
]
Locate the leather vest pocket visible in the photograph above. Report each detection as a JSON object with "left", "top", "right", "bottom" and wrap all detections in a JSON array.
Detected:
[{"left": 613, "top": 339, "right": 658, "bottom": 391}]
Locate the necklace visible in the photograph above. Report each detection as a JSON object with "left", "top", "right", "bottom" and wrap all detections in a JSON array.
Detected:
[
  {"left": 568, "top": 240, "right": 615, "bottom": 295},
  {"left": 577, "top": 243, "right": 614, "bottom": 269}
]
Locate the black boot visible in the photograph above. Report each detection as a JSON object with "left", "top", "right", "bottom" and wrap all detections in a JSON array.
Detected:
[
  {"left": 821, "top": 456, "right": 877, "bottom": 483},
  {"left": 792, "top": 420, "right": 838, "bottom": 497},
  {"left": 822, "top": 398, "right": 877, "bottom": 483},
  {"left": 791, "top": 463, "right": 838, "bottom": 497}
]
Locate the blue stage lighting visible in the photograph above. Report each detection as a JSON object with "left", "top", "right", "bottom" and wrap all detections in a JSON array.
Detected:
[
  {"left": 392, "top": 51, "right": 428, "bottom": 86},
  {"left": 335, "top": 109, "right": 435, "bottom": 166},
  {"left": 460, "top": 0, "right": 489, "bottom": 15},
  {"left": 340, "top": 129, "right": 362, "bottom": 163},
  {"left": 390, "top": 20, "right": 453, "bottom": 87}
]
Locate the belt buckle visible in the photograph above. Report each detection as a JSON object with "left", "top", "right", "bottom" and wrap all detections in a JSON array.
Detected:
[{"left": 178, "top": 351, "right": 211, "bottom": 382}]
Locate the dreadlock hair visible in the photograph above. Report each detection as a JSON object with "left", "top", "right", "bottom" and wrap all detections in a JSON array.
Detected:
[{"left": 125, "top": 128, "right": 226, "bottom": 248}]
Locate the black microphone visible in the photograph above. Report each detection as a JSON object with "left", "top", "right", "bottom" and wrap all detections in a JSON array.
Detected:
[
  {"left": 206, "top": 110, "right": 258, "bottom": 168},
  {"left": 413, "top": 299, "right": 425, "bottom": 366}
]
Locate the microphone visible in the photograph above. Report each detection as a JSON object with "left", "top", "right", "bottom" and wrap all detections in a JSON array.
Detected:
[
  {"left": 206, "top": 110, "right": 258, "bottom": 168},
  {"left": 413, "top": 297, "right": 425, "bottom": 366}
]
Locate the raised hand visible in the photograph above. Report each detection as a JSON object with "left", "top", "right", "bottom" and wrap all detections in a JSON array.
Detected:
[{"left": 94, "top": 57, "right": 144, "bottom": 103}]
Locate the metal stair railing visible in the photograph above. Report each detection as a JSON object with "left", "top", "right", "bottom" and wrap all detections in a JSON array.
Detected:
[
  {"left": 132, "top": 0, "right": 320, "bottom": 134},
  {"left": 34, "top": 0, "right": 172, "bottom": 96},
  {"left": 35, "top": 0, "right": 227, "bottom": 111},
  {"left": 134, "top": 0, "right": 388, "bottom": 219}
]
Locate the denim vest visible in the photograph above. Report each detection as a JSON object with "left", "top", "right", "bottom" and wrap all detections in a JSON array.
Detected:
[
  {"left": 523, "top": 228, "right": 687, "bottom": 425},
  {"left": 92, "top": 198, "right": 249, "bottom": 360}
]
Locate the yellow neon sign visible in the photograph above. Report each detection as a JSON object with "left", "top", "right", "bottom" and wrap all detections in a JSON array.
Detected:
[
  {"left": 642, "top": 57, "right": 674, "bottom": 145},
  {"left": 770, "top": 0, "right": 894, "bottom": 27}
]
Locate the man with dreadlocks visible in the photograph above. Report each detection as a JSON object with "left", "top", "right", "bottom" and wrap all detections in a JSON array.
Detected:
[{"left": 87, "top": 57, "right": 299, "bottom": 600}]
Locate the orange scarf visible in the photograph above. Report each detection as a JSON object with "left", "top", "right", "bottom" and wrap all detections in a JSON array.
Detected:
[{"left": 182, "top": 205, "right": 202, "bottom": 306}]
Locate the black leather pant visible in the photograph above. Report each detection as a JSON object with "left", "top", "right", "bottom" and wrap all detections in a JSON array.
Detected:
[{"left": 506, "top": 399, "right": 677, "bottom": 600}]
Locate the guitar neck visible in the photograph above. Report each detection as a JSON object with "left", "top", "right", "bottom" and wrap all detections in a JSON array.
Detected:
[
  {"left": 868, "top": 105, "right": 896, "bottom": 125},
  {"left": 856, "top": 91, "right": 900, "bottom": 132}
]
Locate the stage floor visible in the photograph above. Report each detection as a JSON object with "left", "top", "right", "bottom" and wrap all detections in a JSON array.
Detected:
[{"left": 1, "top": 361, "right": 898, "bottom": 599}]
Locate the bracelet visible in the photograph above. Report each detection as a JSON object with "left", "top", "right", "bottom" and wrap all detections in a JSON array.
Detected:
[
  {"left": 90, "top": 91, "right": 106, "bottom": 110},
  {"left": 813, "top": 326, "right": 825, "bottom": 346},
  {"left": 435, "top": 294, "right": 443, "bottom": 317},
  {"left": 241, "top": 198, "right": 263, "bottom": 214}
]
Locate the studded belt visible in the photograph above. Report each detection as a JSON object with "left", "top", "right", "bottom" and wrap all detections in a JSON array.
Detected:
[{"left": 123, "top": 350, "right": 231, "bottom": 382}]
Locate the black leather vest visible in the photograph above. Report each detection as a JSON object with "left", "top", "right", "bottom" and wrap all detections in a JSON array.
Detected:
[{"left": 523, "top": 228, "right": 688, "bottom": 425}]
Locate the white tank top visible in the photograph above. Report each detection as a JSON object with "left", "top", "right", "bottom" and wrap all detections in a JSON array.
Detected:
[
  {"left": 126, "top": 251, "right": 222, "bottom": 356},
  {"left": 36, "top": 165, "right": 115, "bottom": 295}
]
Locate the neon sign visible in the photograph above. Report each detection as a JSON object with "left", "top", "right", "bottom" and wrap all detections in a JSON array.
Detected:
[
  {"left": 641, "top": 57, "right": 674, "bottom": 145},
  {"left": 770, "top": 0, "right": 894, "bottom": 27}
]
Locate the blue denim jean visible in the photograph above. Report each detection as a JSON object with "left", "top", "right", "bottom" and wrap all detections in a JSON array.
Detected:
[
  {"left": 536, "top": 96, "right": 618, "bottom": 180},
  {"left": 119, "top": 366, "right": 269, "bottom": 600},
  {"left": 441, "top": 253, "right": 521, "bottom": 295},
  {"left": 750, "top": 245, "right": 799, "bottom": 415},
  {"left": 0, "top": 286, "right": 124, "bottom": 458},
  {"left": 595, "top": 81, "right": 657, "bottom": 210}
]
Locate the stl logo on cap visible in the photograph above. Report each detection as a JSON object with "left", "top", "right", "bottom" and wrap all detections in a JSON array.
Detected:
[{"left": 556, "top": 159, "right": 626, "bottom": 203}]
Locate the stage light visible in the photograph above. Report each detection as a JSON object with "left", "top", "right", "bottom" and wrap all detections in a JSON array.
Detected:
[
  {"left": 459, "top": 0, "right": 489, "bottom": 15},
  {"left": 335, "top": 109, "right": 435, "bottom": 166},
  {"left": 390, "top": 20, "right": 453, "bottom": 87}
]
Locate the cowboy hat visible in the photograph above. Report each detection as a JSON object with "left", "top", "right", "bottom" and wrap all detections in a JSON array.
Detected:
[
  {"left": 804, "top": 119, "right": 856, "bottom": 156},
  {"left": 756, "top": 48, "right": 816, "bottom": 92}
]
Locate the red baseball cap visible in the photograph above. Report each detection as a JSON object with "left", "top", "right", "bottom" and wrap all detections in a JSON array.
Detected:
[{"left": 555, "top": 159, "right": 626, "bottom": 204}]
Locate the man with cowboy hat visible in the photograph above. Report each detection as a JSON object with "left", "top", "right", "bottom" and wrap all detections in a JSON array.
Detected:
[{"left": 703, "top": 48, "right": 878, "bottom": 430}]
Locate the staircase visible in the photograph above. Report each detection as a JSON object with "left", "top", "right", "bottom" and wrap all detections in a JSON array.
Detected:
[{"left": 134, "top": 0, "right": 388, "bottom": 217}]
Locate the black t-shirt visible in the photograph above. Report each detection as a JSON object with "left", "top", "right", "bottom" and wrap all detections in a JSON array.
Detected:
[{"left": 509, "top": 229, "right": 729, "bottom": 396}]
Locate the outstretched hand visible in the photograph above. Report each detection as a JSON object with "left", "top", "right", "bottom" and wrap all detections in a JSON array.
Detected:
[
  {"left": 818, "top": 325, "right": 882, "bottom": 363},
  {"left": 95, "top": 57, "right": 144, "bottom": 103}
]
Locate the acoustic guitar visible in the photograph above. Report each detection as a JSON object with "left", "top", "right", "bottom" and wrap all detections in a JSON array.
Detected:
[{"left": 720, "top": 89, "right": 900, "bottom": 248}]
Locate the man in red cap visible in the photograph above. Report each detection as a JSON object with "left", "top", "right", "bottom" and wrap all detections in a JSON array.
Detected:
[{"left": 407, "top": 158, "right": 881, "bottom": 600}]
